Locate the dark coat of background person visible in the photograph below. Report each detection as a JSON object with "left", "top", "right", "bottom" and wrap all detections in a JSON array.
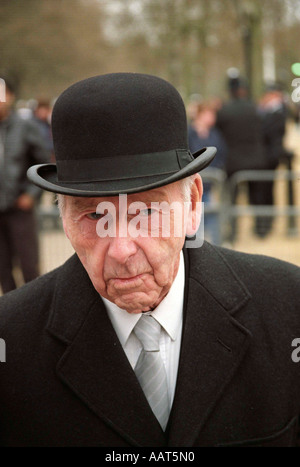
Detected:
[
  {"left": 0, "top": 112, "right": 49, "bottom": 210},
  {"left": 255, "top": 89, "right": 291, "bottom": 236},
  {"left": 261, "top": 102, "right": 287, "bottom": 171},
  {"left": 0, "top": 111, "right": 50, "bottom": 292},
  {"left": 0, "top": 242, "right": 299, "bottom": 447},
  {"left": 217, "top": 97, "right": 267, "bottom": 175},
  {"left": 216, "top": 93, "right": 270, "bottom": 241}
]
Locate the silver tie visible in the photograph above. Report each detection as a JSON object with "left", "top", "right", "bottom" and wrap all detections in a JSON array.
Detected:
[{"left": 133, "top": 314, "right": 170, "bottom": 430}]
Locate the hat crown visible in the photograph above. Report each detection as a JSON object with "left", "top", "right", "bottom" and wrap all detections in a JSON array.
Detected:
[
  {"left": 51, "top": 73, "right": 188, "bottom": 162},
  {"left": 27, "top": 73, "right": 216, "bottom": 196}
]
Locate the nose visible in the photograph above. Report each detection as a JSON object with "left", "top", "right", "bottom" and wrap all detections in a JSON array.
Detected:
[{"left": 107, "top": 235, "right": 138, "bottom": 264}]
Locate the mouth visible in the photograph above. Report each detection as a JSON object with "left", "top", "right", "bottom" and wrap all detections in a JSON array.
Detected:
[{"left": 108, "top": 274, "right": 146, "bottom": 290}]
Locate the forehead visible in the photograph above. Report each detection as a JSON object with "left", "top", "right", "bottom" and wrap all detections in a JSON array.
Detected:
[{"left": 67, "top": 183, "right": 181, "bottom": 211}]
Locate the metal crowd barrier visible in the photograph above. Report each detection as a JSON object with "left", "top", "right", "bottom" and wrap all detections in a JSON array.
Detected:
[{"left": 227, "top": 170, "right": 300, "bottom": 237}]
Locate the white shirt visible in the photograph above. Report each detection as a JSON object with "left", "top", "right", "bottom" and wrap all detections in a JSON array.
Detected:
[{"left": 103, "top": 251, "right": 185, "bottom": 407}]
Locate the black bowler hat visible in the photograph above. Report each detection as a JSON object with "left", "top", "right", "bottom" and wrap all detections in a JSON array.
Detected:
[{"left": 28, "top": 73, "right": 216, "bottom": 196}]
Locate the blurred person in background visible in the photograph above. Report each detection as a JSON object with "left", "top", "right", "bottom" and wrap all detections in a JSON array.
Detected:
[
  {"left": 0, "top": 77, "right": 50, "bottom": 293},
  {"left": 33, "top": 98, "right": 54, "bottom": 161},
  {"left": 257, "top": 84, "right": 293, "bottom": 236},
  {"left": 188, "top": 100, "right": 227, "bottom": 244},
  {"left": 186, "top": 93, "right": 202, "bottom": 123},
  {"left": 217, "top": 74, "right": 268, "bottom": 242}
]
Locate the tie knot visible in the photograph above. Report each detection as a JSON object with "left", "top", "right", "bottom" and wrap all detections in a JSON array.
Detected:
[{"left": 134, "top": 314, "right": 161, "bottom": 351}]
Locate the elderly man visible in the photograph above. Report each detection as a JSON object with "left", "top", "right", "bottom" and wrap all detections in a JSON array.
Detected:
[{"left": 0, "top": 74, "right": 299, "bottom": 447}]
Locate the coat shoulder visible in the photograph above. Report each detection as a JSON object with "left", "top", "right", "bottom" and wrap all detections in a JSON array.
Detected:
[
  {"left": 0, "top": 255, "right": 78, "bottom": 331},
  {"left": 189, "top": 242, "right": 300, "bottom": 287},
  {"left": 187, "top": 242, "right": 300, "bottom": 313},
  {"left": 214, "top": 244, "right": 300, "bottom": 289}
]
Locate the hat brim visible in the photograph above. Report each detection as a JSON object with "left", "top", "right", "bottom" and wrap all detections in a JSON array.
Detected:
[{"left": 27, "top": 147, "right": 216, "bottom": 197}]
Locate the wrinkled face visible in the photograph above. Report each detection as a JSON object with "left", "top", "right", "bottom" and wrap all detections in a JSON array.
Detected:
[{"left": 62, "top": 176, "right": 202, "bottom": 314}]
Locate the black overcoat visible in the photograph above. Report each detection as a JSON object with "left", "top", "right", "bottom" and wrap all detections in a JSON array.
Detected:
[
  {"left": 0, "top": 242, "right": 299, "bottom": 446},
  {"left": 216, "top": 99, "right": 267, "bottom": 176}
]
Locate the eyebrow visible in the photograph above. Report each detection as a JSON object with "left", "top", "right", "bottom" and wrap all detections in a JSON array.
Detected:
[
  {"left": 130, "top": 190, "right": 170, "bottom": 203},
  {"left": 68, "top": 197, "right": 101, "bottom": 211}
]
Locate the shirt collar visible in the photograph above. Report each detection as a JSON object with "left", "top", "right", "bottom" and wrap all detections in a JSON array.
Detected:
[{"left": 103, "top": 250, "right": 185, "bottom": 346}]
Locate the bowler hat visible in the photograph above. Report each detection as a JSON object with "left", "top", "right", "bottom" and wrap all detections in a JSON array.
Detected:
[{"left": 28, "top": 73, "right": 216, "bottom": 196}]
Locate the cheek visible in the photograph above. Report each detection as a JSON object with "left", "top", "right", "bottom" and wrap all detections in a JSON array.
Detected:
[
  {"left": 140, "top": 236, "right": 184, "bottom": 284},
  {"left": 67, "top": 225, "right": 95, "bottom": 259},
  {"left": 78, "top": 244, "right": 108, "bottom": 295},
  {"left": 75, "top": 218, "right": 101, "bottom": 240},
  {"left": 66, "top": 222, "right": 108, "bottom": 291}
]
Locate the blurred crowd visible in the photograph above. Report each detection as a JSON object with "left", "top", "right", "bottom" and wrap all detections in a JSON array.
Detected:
[{"left": 187, "top": 74, "right": 298, "bottom": 244}]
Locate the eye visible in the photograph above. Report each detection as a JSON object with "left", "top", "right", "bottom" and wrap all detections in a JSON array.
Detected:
[
  {"left": 139, "top": 208, "right": 156, "bottom": 217},
  {"left": 86, "top": 212, "right": 103, "bottom": 220}
]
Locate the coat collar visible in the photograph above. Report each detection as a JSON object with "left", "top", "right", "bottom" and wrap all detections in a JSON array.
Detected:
[{"left": 47, "top": 243, "right": 252, "bottom": 446}]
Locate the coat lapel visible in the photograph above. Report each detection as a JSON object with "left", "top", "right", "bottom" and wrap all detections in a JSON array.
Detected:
[
  {"left": 167, "top": 244, "right": 252, "bottom": 446},
  {"left": 47, "top": 254, "right": 166, "bottom": 447},
  {"left": 47, "top": 243, "right": 253, "bottom": 447}
]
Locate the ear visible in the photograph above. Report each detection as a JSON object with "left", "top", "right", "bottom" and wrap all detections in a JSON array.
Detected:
[
  {"left": 185, "top": 174, "right": 203, "bottom": 237},
  {"left": 58, "top": 195, "right": 70, "bottom": 239}
]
